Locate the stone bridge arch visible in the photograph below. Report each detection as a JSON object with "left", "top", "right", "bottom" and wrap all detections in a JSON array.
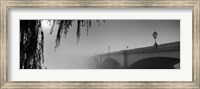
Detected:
[{"left": 128, "top": 57, "right": 180, "bottom": 69}]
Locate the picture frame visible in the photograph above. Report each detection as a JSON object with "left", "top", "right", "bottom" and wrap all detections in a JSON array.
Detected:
[{"left": 0, "top": 0, "right": 199, "bottom": 89}]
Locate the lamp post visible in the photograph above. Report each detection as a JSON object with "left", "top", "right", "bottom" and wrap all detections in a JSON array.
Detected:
[
  {"left": 108, "top": 46, "right": 110, "bottom": 53},
  {"left": 107, "top": 46, "right": 110, "bottom": 57},
  {"left": 153, "top": 31, "right": 158, "bottom": 49},
  {"left": 126, "top": 46, "right": 129, "bottom": 50}
]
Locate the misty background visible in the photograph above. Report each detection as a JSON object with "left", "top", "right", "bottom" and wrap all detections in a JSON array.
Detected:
[{"left": 41, "top": 20, "right": 180, "bottom": 69}]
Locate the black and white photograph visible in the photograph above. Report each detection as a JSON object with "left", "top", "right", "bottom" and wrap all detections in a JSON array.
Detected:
[{"left": 20, "top": 20, "right": 180, "bottom": 69}]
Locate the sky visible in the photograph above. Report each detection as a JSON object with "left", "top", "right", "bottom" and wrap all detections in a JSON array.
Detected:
[{"left": 41, "top": 20, "right": 180, "bottom": 69}]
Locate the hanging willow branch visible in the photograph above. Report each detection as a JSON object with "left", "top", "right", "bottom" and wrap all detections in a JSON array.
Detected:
[
  {"left": 52, "top": 20, "right": 103, "bottom": 49},
  {"left": 76, "top": 20, "right": 81, "bottom": 44}
]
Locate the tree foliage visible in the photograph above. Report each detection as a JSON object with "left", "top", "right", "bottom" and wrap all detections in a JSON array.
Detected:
[
  {"left": 20, "top": 20, "right": 44, "bottom": 69},
  {"left": 20, "top": 20, "right": 103, "bottom": 69}
]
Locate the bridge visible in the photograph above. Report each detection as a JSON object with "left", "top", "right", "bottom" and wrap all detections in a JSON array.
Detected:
[{"left": 92, "top": 41, "right": 180, "bottom": 69}]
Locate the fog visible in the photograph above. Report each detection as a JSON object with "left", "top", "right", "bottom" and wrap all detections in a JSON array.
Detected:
[{"left": 42, "top": 20, "right": 180, "bottom": 69}]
